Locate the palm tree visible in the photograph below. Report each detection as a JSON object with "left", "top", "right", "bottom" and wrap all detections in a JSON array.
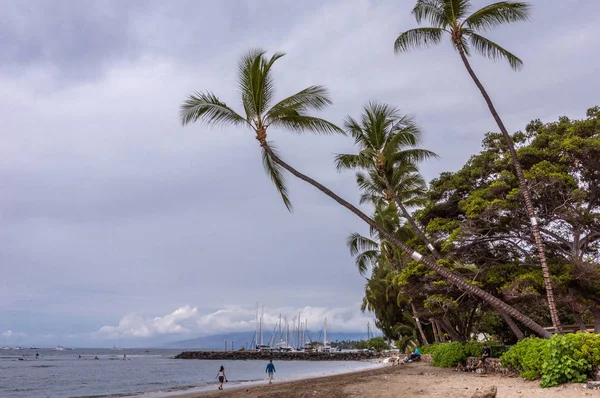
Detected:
[
  {"left": 180, "top": 48, "right": 551, "bottom": 338},
  {"left": 335, "top": 102, "right": 441, "bottom": 258},
  {"left": 394, "top": 0, "right": 562, "bottom": 333}
]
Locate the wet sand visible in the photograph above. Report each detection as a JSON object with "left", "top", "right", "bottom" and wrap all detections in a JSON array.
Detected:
[{"left": 173, "top": 362, "right": 591, "bottom": 397}]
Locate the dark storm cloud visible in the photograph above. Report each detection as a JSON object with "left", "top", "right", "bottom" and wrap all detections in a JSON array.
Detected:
[{"left": 1, "top": 0, "right": 599, "bottom": 346}]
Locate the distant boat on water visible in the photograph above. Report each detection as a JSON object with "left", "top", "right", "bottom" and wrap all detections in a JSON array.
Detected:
[
  {"left": 1, "top": 346, "right": 10, "bottom": 350},
  {"left": 54, "top": 345, "right": 72, "bottom": 351}
]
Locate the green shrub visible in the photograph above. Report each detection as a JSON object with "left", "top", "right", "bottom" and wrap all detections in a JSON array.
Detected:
[
  {"left": 501, "top": 333, "right": 600, "bottom": 388},
  {"left": 420, "top": 343, "right": 439, "bottom": 355},
  {"left": 540, "top": 334, "right": 590, "bottom": 387},
  {"left": 463, "top": 341, "right": 483, "bottom": 358},
  {"left": 432, "top": 342, "right": 466, "bottom": 368}
]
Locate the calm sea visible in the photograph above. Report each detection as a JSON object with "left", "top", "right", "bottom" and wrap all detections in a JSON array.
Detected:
[{"left": 0, "top": 348, "right": 380, "bottom": 398}]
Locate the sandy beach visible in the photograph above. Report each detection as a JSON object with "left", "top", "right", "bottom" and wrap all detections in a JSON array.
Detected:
[{"left": 175, "top": 362, "right": 593, "bottom": 398}]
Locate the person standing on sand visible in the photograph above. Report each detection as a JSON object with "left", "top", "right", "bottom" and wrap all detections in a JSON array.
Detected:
[
  {"left": 216, "top": 365, "right": 227, "bottom": 390},
  {"left": 266, "top": 359, "right": 276, "bottom": 384}
]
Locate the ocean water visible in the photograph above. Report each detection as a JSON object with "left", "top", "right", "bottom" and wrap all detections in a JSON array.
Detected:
[{"left": 0, "top": 348, "right": 381, "bottom": 398}]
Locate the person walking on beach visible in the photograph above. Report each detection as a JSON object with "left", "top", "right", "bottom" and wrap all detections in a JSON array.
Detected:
[
  {"left": 215, "top": 365, "right": 227, "bottom": 390},
  {"left": 266, "top": 359, "right": 276, "bottom": 384}
]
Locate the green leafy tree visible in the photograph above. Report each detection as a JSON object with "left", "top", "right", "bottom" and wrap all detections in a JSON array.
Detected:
[
  {"left": 394, "top": 0, "right": 562, "bottom": 333},
  {"left": 180, "top": 48, "right": 551, "bottom": 338}
]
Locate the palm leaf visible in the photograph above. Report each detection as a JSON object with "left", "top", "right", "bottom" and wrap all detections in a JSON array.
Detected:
[
  {"left": 389, "top": 148, "right": 439, "bottom": 165},
  {"left": 394, "top": 27, "right": 444, "bottom": 53},
  {"left": 412, "top": 0, "right": 447, "bottom": 27},
  {"left": 463, "top": 1, "right": 530, "bottom": 32},
  {"left": 469, "top": 33, "right": 523, "bottom": 70},
  {"left": 270, "top": 115, "right": 344, "bottom": 135},
  {"left": 237, "top": 49, "right": 285, "bottom": 121},
  {"left": 347, "top": 232, "right": 379, "bottom": 256},
  {"left": 261, "top": 143, "right": 292, "bottom": 211},
  {"left": 266, "top": 86, "right": 332, "bottom": 123},
  {"left": 180, "top": 91, "right": 247, "bottom": 127},
  {"left": 334, "top": 152, "right": 375, "bottom": 171}
]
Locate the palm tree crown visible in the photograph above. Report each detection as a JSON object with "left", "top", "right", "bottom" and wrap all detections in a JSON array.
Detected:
[
  {"left": 335, "top": 102, "right": 436, "bottom": 200},
  {"left": 394, "top": 0, "right": 530, "bottom": 70},
  {"left": 180, "top": 48, "right": 343, "bottom": 211}
]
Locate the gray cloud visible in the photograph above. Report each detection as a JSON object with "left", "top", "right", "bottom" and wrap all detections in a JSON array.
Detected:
[{"left": 1, "top": 0, "right": 599, "bottom": 346}]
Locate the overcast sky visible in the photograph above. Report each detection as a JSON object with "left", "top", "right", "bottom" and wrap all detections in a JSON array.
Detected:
[{"left": 1, "top": 0, "right": 598, "bottom": 347}]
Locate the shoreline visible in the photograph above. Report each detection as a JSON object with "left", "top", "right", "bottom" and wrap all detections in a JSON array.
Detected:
[
  {"left": 123, "top": 359, "right": 386, "bottom": 398},
  {"left": 165, "top": 362, "right": 590, "bottom": 398}
]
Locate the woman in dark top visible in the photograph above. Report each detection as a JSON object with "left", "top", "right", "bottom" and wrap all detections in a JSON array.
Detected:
[{"left": 215, "top": 365, "right": 227, "bottom": 390}]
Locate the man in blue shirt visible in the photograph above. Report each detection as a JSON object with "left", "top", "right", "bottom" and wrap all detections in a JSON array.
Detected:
[{"left": 266, "top": 359, "right": 276, "bottom": 384}]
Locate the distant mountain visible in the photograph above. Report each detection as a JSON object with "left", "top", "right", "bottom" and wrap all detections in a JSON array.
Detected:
[{"left": 164, "top": 331, "right": 377, "bottom": 350}]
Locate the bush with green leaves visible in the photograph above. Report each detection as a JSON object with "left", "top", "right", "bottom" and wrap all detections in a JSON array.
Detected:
[
  {"left": 431, "top": 342, "right": 466, "bottom": 368},
  {"left": 420, "top": 343, "right": 439, "bottom": 355},
  {"left": 501, "top": 333, "right": 600, "bottom": 387}
]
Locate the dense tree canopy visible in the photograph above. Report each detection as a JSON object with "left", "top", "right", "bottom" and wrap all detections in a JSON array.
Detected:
[{"left": 357, "top": 107, "right": 600, "bottom": 344}]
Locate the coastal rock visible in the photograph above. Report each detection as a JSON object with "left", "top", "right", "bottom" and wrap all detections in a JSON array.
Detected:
[
  {"left": 592, "top": 366, "right": 600, "bottom": 381},
  {"left": 585, "top": 381, "right": 600, "bottom": 390},
  {"left": 174, "top": 350, "right": 392, "bottom": 361},
  {"left": 470, "top": 385, "right": 497, "bottom": 398}
]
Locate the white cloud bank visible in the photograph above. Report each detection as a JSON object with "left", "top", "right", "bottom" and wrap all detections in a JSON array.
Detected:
[
  {"left": 2, "top": 330, "right": 27, "bottom": 338},
  {"left": 94, "top": 304, "right": 375, "bottom": 340}
]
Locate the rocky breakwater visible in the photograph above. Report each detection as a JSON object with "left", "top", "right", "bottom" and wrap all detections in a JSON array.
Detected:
[{"left": 174, "top": 350, "right": 392, "bottom": 361}]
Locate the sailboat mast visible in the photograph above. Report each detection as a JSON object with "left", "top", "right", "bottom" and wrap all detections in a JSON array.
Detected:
[
  {"left": 260, "top": 306, "right": 264, "bottom": 345},
  {"left": 324, "top": 317, "right": 327, "bottom": 345}
]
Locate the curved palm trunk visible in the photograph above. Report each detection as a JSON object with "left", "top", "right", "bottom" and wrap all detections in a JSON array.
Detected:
[
  {"left": 456, "top": 45, "right": 563, "bottom": 334},
  {"left": 500, "top": 310, "right": 525, "bottom": 341},
  {"left": 263, "top": 145, "right": 552, "bottom": 338},
  {"left": 383, "top": 178, "right": 440, "bottom": 259}
]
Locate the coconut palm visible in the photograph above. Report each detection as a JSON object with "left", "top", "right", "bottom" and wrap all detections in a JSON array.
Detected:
[
  {"left": 356, "top": 165, "right": 427, "bottom": 209},
  {"left": 180, "top": 48, "right": 551, "bottom": 338},
  {"left": 394, "top": 0, "right": 562, "bottom": 333},
  {"left": 335, "top": 102, "right": 441, "bottom": 258},
  {"left": 180, "top": 48, "right": 343, "bottom": 211}
]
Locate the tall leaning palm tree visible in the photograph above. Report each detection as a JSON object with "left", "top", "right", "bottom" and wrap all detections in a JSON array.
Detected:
[
  {"left": 394, "top": 0, "right": 562, "bottom": 333},
  {"left": 335, "top": 102, "right": 441, "bottom": 259},
  {"left": 180, "top": 48, "right": 551, "bottom": 338}
]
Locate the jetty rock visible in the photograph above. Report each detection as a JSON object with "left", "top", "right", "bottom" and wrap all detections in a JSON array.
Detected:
[{"left": 174, "top": 350, "right": 391, "bottom": 361}]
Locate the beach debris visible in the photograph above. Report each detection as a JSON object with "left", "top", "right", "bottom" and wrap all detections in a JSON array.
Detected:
[
  {"left": 470, "top": 385, "right": 497, "bottom": 398},
  {"left": 585, "top": 381, "right": 600, "bottom": 390}
]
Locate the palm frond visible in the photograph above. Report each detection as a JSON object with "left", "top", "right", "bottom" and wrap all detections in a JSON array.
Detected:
[
  {"left": 238, "top": 48, "right": 265, "bottom": 120},
  {"left": 347, "top": 232, "right": 380, "bottom": 256},
  {"left": 261, "top": 143, "right": 292, "bottom": 211},
  {"left": 394, "top": 27, "right": 444, "bottom": 53},
  {"left": 270, "top": 115, "right": 344, "bottom": 135},
  {"left": 334, "top": 152, "right": 374, "bottom": 172},
  {"left": 180, "top": 91, "right": 247, "bottom": 127},
  {"left": 412, "top": 0, "right": 447, "bottom": 27},
  {"left": 266, "top": 86, "right": 332, "bottom": 123},
  {"left": 463, "top": 1, "right": 530, "bottom": 32},
  {"left": 237, "top": 49, "right": 285, "bottom": 121},
  {"left": 389, "top": 148, "right": 440, "bottom": 165},
  {"left": 469, "top": 33, "right": 523, "bottom": 70}
]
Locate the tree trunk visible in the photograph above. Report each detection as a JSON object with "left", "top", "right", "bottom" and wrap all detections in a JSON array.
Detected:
[
  {"left": 437, "top": 317, "right": 464, "bottom": 342},
  {"left": 384, "top": 177, "right": 440, "bottom": 259},
  {"left": 574, "top": 313, "right": 587, "bottom": 333},
  {"left": 500, "top": 311, "right": 525, "bottom": 341},
  {"left": 264, "top": 145, "right": 552, "bottom": 338},
  {"left": 411, "top": 302, "right": 429, "bottom": 346},
  {"left": 594, "top": 307, "right": 600, "bottom": 334},
  {"left": 435, "top": 319, "right": 445, "bottom": 342},
  {"left": 432, "top": 319, "right": 440, "bottom": 343},
  {"left": 455, "top": 44, "right": 563, "bottom": 335}
]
